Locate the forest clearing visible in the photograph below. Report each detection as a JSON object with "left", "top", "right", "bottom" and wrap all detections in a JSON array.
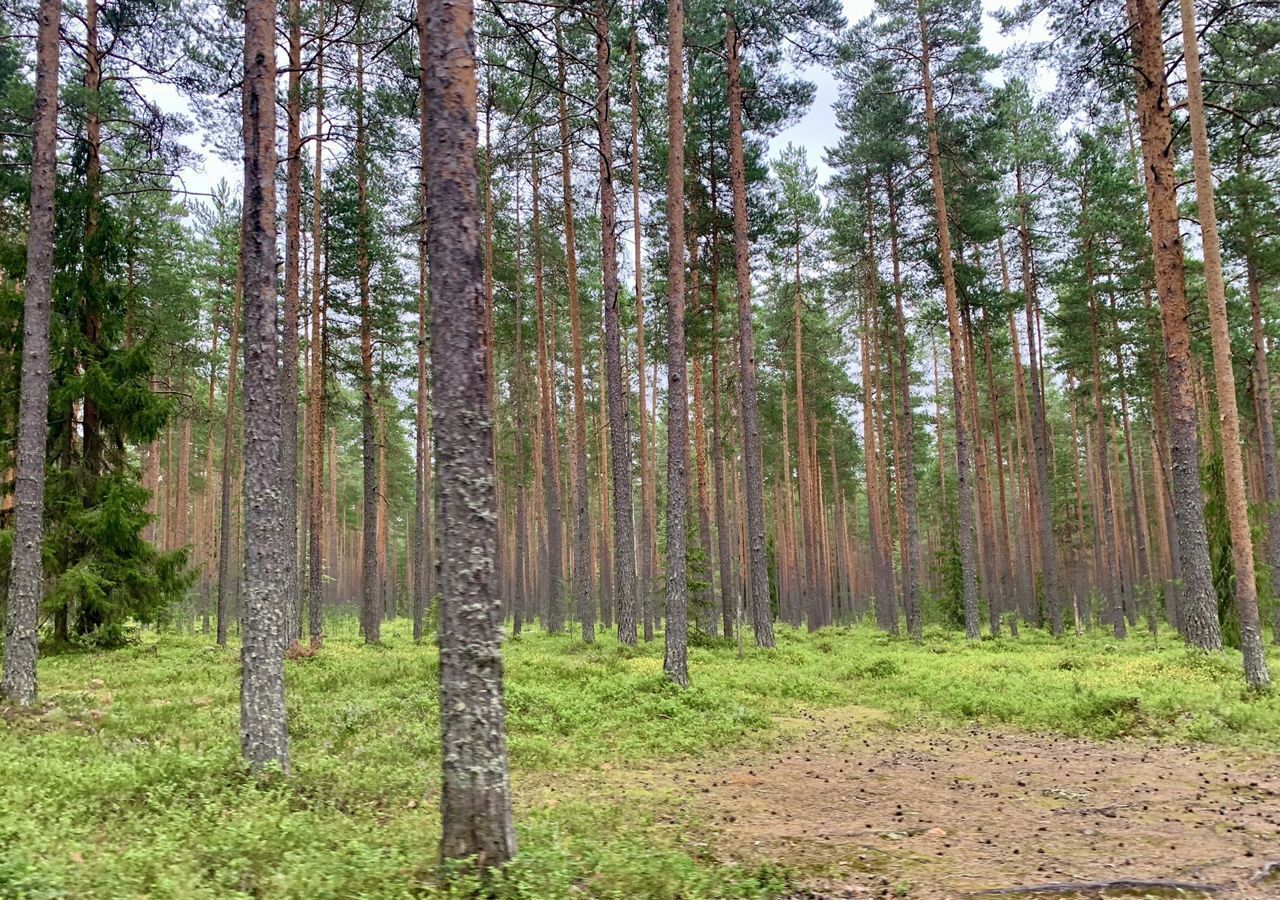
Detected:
[
  {"left": 2, "top": 627, "right": 1278, "bottom": 898},
  {"left": 4, "top": 0, "right": 1280, "bottom": 893}
]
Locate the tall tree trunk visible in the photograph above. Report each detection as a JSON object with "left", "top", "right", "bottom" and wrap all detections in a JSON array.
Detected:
[
  {"left": 240, "top": 0, "right": 290, "bottom": 768},
  {"left": 425, "top": 0, "right": 517, "bottom": 862},
  {"left": 356, "top": 35, "right": 380, "bottom": 644},
  {"left": 919, "top": 3, "right": 979, "bottom": 638},
  {"left": 1084, "top": 210, "right": 1125, "bottom": 638},
  {"left": 557, "top": 23, "right": 593, "bottom": 643},
  {"left": 2, "top": 0, "right": 59, "bottom": 705},
  {"left": 1125, "top": 0, "right": 1222, "bottom": 652},
  {"left": 727, "top": 7, "right": 774, "bottom": 648},
  {"left": 414, "top": 0, "right": 431, "bottom": 641},
  {"left": 308, "top": 0, "right": 327, "bottom": 645},
  {"left": 512, "top": 169, "right": 528, "bottom": 636},
  {"left": 532, "top": 147, "right": 563, "bottom": 633},
  {"left": 598, "top": 0, "right": 637, "bottom": 645},
  {"left": 280, "top": 0, "right": 303, "bottom": 646},
  {"left": 709, "top": 182, "right": 734, "bottom": 640},
  {"left": 886, "top": 169, "right": 922, "bottom": 639},
  {"left": 664, "top": 0, "right": 690, "bottom": 685},
  {"left": 1016, "top": 161, "right": 1063, "bottom": 634},
  {"left": 1178, "top": 0, "right": 1267, "bottom": 683}
]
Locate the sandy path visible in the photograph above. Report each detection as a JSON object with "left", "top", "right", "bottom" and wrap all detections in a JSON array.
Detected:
[{"left": 684, "top": 711, "right": 1280, "bottom": 899}]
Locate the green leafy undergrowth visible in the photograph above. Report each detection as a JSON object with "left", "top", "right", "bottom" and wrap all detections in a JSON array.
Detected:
[{"left": 0, "top": 620, "right": 1276, "bottom": 897}]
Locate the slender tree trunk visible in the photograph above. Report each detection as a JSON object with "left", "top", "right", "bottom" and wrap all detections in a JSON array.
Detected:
[
  {"left": 1247, "top": 260, "right": 1280, "bottom": 641},
  {"left": 1126, "top": 0, "right": 1222, "bottom": 651},
  {"left": 1178, "top": 0, "right": 1266, "bottom": 683},
  {"left": 664, "top": 0, "right": 690, "bottom": 685},
  {"left": 885, "top": 169, "right": 921, "bottom": 639},
  {"left": 556, "top": 24, "right": 593, "bottom": 643},
  {"left": 217, "top": 264, "right": 242, "bottom": 647},
  {"left": 710, "top": 183, "right": 734, "bottom": 640},
  {"left": 595, "top": 1, "right": 637, "bottom": 645},
  {"left": 240, "top": 0, "right": 290, "bottom": 768},
  {"left": 307, "top": 1, "right": 327, "bottom": 645},
  {"left": 532, "top": 148, "right": 563, "bottom": 633},
  {"left": 2, "top": 0, "right": 59, "bottom": 705},
  {"left": 280, "top": 0, "right": 303, "bottom": 646},
  {"left": 727, "top": 7, "right": 774, "bottom": 648},
  {"left": 414, "top": 0, "right": 430, "bottom": 641},
  {"left": 425, "top": 0, "right": 517, "bottom": 862},
  {"left": 1016, "top": 162, "right": 1063, "bottom": 634},
  {"left": 355, "top": 35, "right": 380, "bottom": 644},
  {"left": 919, "top": 4, "right": 979, "bottom": 638}
]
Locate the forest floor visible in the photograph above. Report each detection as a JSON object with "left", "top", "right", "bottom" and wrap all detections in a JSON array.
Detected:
[
  {"left": 1, "top": 621, "right": 1279, "bottom": 898},
  {"left": 684, "top": 708, "right": 1280, "bottom": 899}
]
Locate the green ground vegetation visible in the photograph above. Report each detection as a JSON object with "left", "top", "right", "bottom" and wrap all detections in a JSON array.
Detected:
[{"left": 1, "top": 622, "right": 1277, "bottom": 898}]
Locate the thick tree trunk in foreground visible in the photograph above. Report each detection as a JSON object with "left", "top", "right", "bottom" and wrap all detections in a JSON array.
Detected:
[
  {"left": 597, "top": 0, "right": 638, "bottom": 647},
  {"left": 919, "top": 4, "right": 979, "bottom": 639},
  {"left": 2, "top": 0, "right": 59, "bottom": 705},
  {"left": 1125, "top": 0, "right": 1221, "bottom": 652},
  {"left": 1178, "top": 0, "right": 1267, "bottom": 684},
  {"left": 665, "top": 0, "right": 690, "bottom": 686},
  {"left": 240, "top": 0, "right": 290, "bottom": 769},
  {"left": 727, "top": 8, "right": 774, "bottom": 648},
  {"left": 425, "top": 0, "right": 517, "bottom": 864}
]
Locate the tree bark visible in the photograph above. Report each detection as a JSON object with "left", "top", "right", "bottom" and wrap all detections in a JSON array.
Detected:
[
  {"left": 556, "top": 21, "right": 593, "bottom": 643},
  {"left": 308, "top": 0, "right": 327, "bottom": 645},
  {"left": 1178, "top": 0, "right": 1267, "bottom": 684},
  {"left": 425, "top": 0, "right": 517, "bottom": 863},
  {"left": 664, "top": 0, "right": 690, "bottom": 686},
  {"left": 280, "top": 0, "right": 303, "bottom": 646},
  {"left": 1125, "top": 0, "right": 1222, "bottom": 652},
  {"left": 2, "top": 0, "right": 59, "bottom": 705},
  {"left": 217, "top": 263, "right": 242, "bottom": 647},
  {"left": 727, "top": 7, "right": 774, "bottom": 648},
  {"left": 595, "top": 0, "right": 637, "bottom": 647},
  {"left": 239, "top": 0, "right": 290, "bottom": 769},
  {"left": 919, "top": 2, "right": 979, "bottom": 639},
  {"left": 414, "top": 0, "right": 431, "bottom": 642}
]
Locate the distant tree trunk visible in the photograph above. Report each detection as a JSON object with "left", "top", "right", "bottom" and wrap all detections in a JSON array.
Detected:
[
  {"left": 597, "top": 0, "right": 638, "bottom": 646},
  {"left": 281, "top": 0, "right": 303, "bottom": 646},
  {"left": 1084, "top": 205, "right": 1125, "bottom": 638},
  {"left": 1247, "top": 260, "right": 1280, "bottom": 639},
  {"left": 885, "top": 168, "right": 922, "bottom": 640},
  {"left": 512, "top": 171, "right": 528, "bottom": 636},
  {"left": 425, "top": 0, "right": 517, "bottom": 863},
  {"left": 2, "top": 0, "right": 59, "bottom": 705},
  {"left": 709, "top": 183, "right": 734, "bottom": 640},
  {"left": 727, "top": 7, "right": 774, "bottom": 648},
  {"left": 1178, "top": 0, "right": 1267, "bottom": 684},
  {"left": 1015, "top": 162, "right": 1063, "bottom": 634},
  {"left": 217, "top": 265, "right": 242, "bottom": 647},
  {"left": 664, "top": 0, "right": 690, "bottom": 686},
  {"left": 919, "top": 2, "right": 979, "bottom": 639},
  {"left": 532, "top": 147, "right": 563, "bottom": 633},
  {"left": 556, "top": 23, "right": 593, "bottom": 643},
  {"left": 308, "top": 1, "right": 327, "bottom": 645},
  {"left": 356, "top": 34, "right": 380, "bottom": 645},
  {"left": 1125, "top": 0, "right": 1221, "bottom": 652},
  {"left": 240, "top": 0, "right": 290, "bottom": 769},
  {"left": 629, "top": 12, "right": 654, "bottom": 643}
]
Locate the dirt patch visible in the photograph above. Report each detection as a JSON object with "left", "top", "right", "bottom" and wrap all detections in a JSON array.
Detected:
[{"left": 686, "top": 710, "right": 1280, "bottom": 899}]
